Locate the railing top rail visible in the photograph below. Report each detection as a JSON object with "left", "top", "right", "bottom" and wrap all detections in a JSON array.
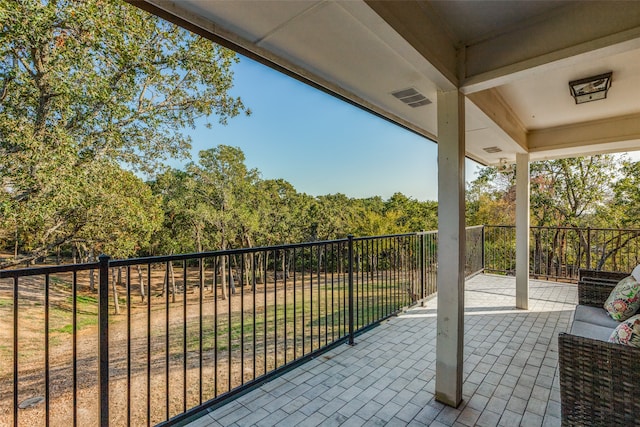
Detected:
[
  {"left": 484, "top": 224, "right": 640, "bottom": 233},
  {"left": 0, "top": 261, "right": 100, "bottom": 279},
  {"left": 353, "top": 232, "right": 417, "bottom": 242},
  {"left": 0, "top": 227, "right": 483, "bottom": 276},
  {"left": 110, "top": 238, "right": 350, "bottom": 268}
]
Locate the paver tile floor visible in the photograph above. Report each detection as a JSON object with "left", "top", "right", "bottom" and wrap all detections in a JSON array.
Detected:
[{"left": 185, "top": 274, "right": 577, "bottom": 426}]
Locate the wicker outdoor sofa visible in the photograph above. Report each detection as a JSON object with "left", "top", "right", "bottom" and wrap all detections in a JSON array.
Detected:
[{"left": 559, "top": 268, "right": 640, "bottom": 426}]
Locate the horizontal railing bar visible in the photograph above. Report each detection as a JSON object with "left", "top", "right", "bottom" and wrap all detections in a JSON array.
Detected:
[
  {"left": 486, "top": 225, "right": 640, "bottom": 234},
  {"left": 109, "top": 239, "right": 349, "bottom": 267},
  {"left": 0, "top": 261, "right": 99, "bottom": 278},
  {"left": 354, "top": 232, "right": 419, "bottom": 242},
  {"left": 1, "top": 228, "right": 471, "bottom": 276}
]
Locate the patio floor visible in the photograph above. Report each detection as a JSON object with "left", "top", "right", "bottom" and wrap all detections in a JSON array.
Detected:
[{"left": 184, "top": 274, "right": 577, "bottom": 427}]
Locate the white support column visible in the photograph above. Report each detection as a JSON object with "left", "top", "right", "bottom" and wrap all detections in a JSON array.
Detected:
[
  {"left": 515, "top": 153, "right": 530, "bottom": 309},
  {"left": 435, "top": 90, "right": 465, "bottom": 408}
]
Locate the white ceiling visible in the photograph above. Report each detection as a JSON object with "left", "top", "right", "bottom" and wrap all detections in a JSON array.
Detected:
[
  {"left": 131, "top": 0, "right": 640, "bottom": 166},
  {"left": 499, "top": 48, "right": 640, "bottom": 130},
  {"left": 426, "top": 0, "right": 573, "bottom": 46}
]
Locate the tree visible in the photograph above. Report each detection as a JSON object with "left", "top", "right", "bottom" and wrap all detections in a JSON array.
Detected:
[
  {"left": 384, "top": 192, "right": 438, "bottom": 232},
  {"left": 466, "top": 156, "right": 619, "bottom": 228},
  {"left": 0, "top": 0, "right": 249, "bottom": 265},
  {"left": 76, "top": 163, "right": 163, "bottom": 260},
  {"left": 151, "top": 169, "right": 215, "bottom": 255},
  {"left": 529, "top": 156, "right": 617, "bottom": 227},
  {"left": 466, "top": 166, "right": 515, "bottom": 226},
  {"left": 254, "top": 178, "right": 303, "bottom": 245},
  {"left": 612, "top": 160, "right": 640, "bottom": 227},
  {"left": 188, "top": 145, "right": 259, "bottom": 298},
  {"left": 307, "top": 193, "right": 357, "bottom": 241}
]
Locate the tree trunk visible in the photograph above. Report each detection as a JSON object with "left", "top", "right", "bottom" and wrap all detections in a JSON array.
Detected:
[
  {"left": 14, "top": 228, "right": 18, "bottom": 260},
  {"left": 244, "top": 253, "right": 251, "bottom": 286},
  {"left": 212, "top": 258, "right": 218, "bottom": 295},
  {"left": 243, "top": 233, "right": 253, "bottom": 286},
  {"left": 169, "top": 262, "right": 177, "bottom": 303},
  {"left": 89, "top": 268, "right": 95, "bottom": 292},
  {"left": 287, "top": 250, "right": 293, "bottom": 280},
  {"left": 111, "top": 267, "right": 120, "bottom": 315},
  {"left": 89, "top": 250, "right": 96, "bottom": 292},
  {"left": 196, "top": 226, "right": 202, "bottom": 253},
  {"left": 282, "top": 252, "right": 287, "bottom": 280},
  {"left": 220, "top": 256, "right": 228, "bottom": 300},
  {"left": 199, "top": 258, "right": 205, "bottom": 293},
  {"left": 162, "top": 263, "right": 168, "bottom": 295},
  {"left": 162, "top": 261, "right": 177, "bottom": 302},
  {"left": 255, "top": 253, "right": 262, "bottom": 286},
  {"left": 138, "top": 264, "right": 145, "bottom": 303},
  {"left": 230, "top": 255, "right": 239, "bottom": 294}
]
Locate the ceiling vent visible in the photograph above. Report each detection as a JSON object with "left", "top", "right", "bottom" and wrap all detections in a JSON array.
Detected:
[
  {"left": 482, "top": 146, "right": 502, "bottom": 153},
  {"left": 391, "top": 88, "right": 431, "bottom": 108}
]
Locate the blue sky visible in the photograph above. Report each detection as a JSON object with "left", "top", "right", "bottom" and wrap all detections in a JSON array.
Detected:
[{"left": 174, "top": 55, "right": 482, "bottom": 202}]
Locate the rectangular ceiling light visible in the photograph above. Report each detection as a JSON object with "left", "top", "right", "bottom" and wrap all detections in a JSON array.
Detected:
[
  {"left": 391, "top": 88, "right": 432, "bottom": 108},
  {"left": 569, "top": 72, "right": 612, "bottom": 104}
]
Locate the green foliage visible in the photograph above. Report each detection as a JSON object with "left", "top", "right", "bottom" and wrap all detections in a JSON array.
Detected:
[
  {"left": 612, "top": 160, "right": 640, "bottom": 228},
  {"left": 147, "top": 146, "right": 439, "bottom": 255},
  {"left": 466, "top": 155, "right": 636, "bottom": 228},
  {"left": 0, "top": 0, "right": 248, "bottom": 266},
  {"left": 529, "top": 156, "right": 618, "bottom": 227}
]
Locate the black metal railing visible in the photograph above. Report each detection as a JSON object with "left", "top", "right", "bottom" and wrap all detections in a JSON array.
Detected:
[
  {"left": 3, "top": 228, "right": 487, "bottom": 427},
  {"left": 7, "top": 224, "right": 636, "bottom": 426},
  {"left": 484, "top": 225, "right": 640, "bottom": 281},
  {"left": 465, "top": 225, "right": 484, "bottom": 278}
]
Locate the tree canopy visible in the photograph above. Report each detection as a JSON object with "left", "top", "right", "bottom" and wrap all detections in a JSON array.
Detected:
[
  {"left": 2, "top": 2, "right": 639, "bottom": 269},
  {"left": 0, "top": 0, "right": 249, "bottom": 266},
  {"left": 144, "top": 145, "right": 438, "bottom": 257},
  {"left": 466, "top": 155, "right": 639, "bottom": 229}
]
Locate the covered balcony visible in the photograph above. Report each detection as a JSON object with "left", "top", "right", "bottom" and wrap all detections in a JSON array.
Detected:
[
  {"left": 3, "top": 0, "right": 640, "bottom": 426},
  {"left": 3, "top": 226, "right": 639, "bottom": 425},
  {"left": 127, "top": 0, "right": 640, "bottom": 422}
]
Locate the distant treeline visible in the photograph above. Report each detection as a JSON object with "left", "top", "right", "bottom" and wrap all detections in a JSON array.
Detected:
[{"left": 0, "top": 145, "right": 438, "bottom": 267}]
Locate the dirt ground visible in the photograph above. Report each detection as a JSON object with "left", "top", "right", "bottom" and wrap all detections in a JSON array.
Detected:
[{"left": 0, "top": 264, "right": 369, "bottom": 426}]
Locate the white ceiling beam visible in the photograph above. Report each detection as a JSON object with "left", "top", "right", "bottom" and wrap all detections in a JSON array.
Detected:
[
  {"left": 528, "top": 113, "right": 640, "bottom": 153},
  {"left": 462, "top": 2, "right": 640, "bottom": 94},
  {"left": 365, "top": 0, "right": 459, "bottom": 90},
  {"left": 466, "top": 89, "right": 528, "bottom": 151}
]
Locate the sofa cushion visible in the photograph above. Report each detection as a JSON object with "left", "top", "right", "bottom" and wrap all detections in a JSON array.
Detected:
[
  {"left": 603, "top": 276, "right": 640, "bottom": 321},
  {"left": 609, "top": 314, "right": 640, "bottom": 347},
  {"left": 574, "top": 304, "right": 620, "bottom": 329},
  {"left": 570, "top": 320, "right": 617, "bottom": 342}
]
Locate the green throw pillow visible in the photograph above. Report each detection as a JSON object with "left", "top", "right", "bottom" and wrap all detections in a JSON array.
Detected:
[
  {"left": 604, "top": 276, "right": 640, "bottom": 321},
  {"left": 609, "top": 314, "right": 640, "bottom": 346}
]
